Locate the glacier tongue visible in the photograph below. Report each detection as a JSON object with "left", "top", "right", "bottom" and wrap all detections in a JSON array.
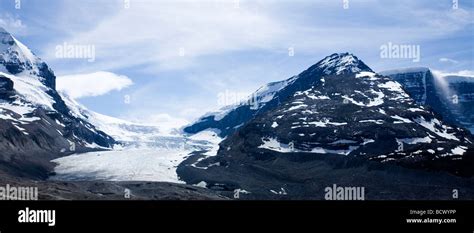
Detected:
[
  {"left": 52, "top": 92, "right": 224, "bottom": 183},
  {"left": 51, "top": 129, "right": 223, "bottom": 183},
  {"left": 52, "top": 148, "right": 191, "bottom": 183}
]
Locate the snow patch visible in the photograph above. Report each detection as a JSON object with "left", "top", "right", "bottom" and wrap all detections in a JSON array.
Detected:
[
  {"left": 359, "top": 119, "right": 384, "bottom": 124},
  {"left": 307, "top": 119, "right": 347, "bottom": 127},
  {"left": 391, "top": 115, "right": 412, "bottom": 123},
  {"left": 396, "top": 136, "right": 432, "bottom": 144},
  {"left": 355, "top": 71, "right": 377, "bottom": 79},
  {"left": 259, "top": 137, "right": 358, "bottom": 155},
  {"left": 451, "top": 146, "right": 466, "bottom": 155},
  {"left": 271, "top": 121, "right": 278, "bottom": 128},
  {"left": 414, "top": 117, "right": 459, "bottom": 141}
]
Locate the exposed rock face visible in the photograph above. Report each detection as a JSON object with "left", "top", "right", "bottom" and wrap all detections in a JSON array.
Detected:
[
  {"left": 0, "top": 74, "right": 14, "bottom": 100},
  {"left": 178, "top": 53, "right": 474, "bottom": 199},
  {"left": 382, "top": 68, "right": 474, "bottom": 134},
  {"left": 184, "top": 53, "right": 374, "bottom": 137},
  {"left": 0, "top": 27, "right": 116, "bottom": 179}
]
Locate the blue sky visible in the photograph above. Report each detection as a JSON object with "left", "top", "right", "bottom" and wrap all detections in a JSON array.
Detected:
[{"left": 0, "top": 0, "right": 472, "bottom": 128}]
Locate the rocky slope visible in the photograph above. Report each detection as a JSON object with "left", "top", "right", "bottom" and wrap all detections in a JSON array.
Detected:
[
  {"left": 0, "top": 170, "right": 226, "bottom": 200},
  {"left": 381, "top": 68, "right": 474, "bottom": 134},
  {"left": 178, "top": 53, "right": 474, "bottom": 199},
  {"left": 0, "top": 27, "right": 116, "bottom": 179}
]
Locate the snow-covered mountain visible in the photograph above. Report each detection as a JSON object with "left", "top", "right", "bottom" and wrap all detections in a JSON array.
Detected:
[
  {"left": 0, "top": 26, "right": 224, "bottom": 182},
  {"left": 60, "top": 92, "right": 163, "bottom": 142},
  {"left": 0, "top": 27, "right": 115, "bottom": 178},
  {"left": 184, "top": 53, "right": 373, "bottom": 137},
  {"left": 381, "top": 68, "right": 474, "bottom": 134},
  {"left": 178, "top": 53, "right": 474, "bottom": 198},
  {"left": 183, "top": 76, "right": 298, "bottom": 137},
  {"left": 0, "top": 27, "right": 55, "bottom": 89}
]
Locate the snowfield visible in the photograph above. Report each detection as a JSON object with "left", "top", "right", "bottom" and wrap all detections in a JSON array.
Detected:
[{"left": 0, "top": 72, "right": 55, "bottom": 123}]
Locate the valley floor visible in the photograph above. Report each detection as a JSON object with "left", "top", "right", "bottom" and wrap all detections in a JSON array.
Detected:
[{"left": 0, "top": 171, "right": 227, "bottom": 200}]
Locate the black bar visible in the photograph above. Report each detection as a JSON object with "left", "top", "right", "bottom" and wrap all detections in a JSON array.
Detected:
[{"left": 0, "top": 201, "right": 472, "bottom": 232}]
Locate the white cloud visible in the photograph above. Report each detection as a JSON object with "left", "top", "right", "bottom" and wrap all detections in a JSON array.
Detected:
[
  {"left": 145, "top": 113, "right": 189, "bottom": 132},
  {"left": 124, "top": 113, "right": 189, "bottom": 134},
  {"left": 432, "top": 69, "right": 474, "bottom": 77},
  {"left": 0, "top": 14, "right": 27, "bottom": 35},
  {"left": 43, "top": 0, "right": 473, "bottom": 75},
  {"left": 439, "top": 58, "right": 459, "bottom": 64},
  {"left": 57, "top": 71, "right": 133, "bottom": 99},
  {"left": 44, "top": 1, "right": 284, "bottom": 73},
  {"left": 455, "top": 70, "right": 474, "bottom": 77}
]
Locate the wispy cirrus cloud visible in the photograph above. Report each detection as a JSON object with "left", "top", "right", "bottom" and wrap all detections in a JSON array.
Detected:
[
  {"left": 42, "top": 0, "right": 284, "bottom": 73},
  {"left": 40, "top": 0, "right": 473, "bottom": 75},
  {"left": 439, "top": 58, "right": 459, "bottom": 64},
  {"left": 433, "top": 69, "right": 474, "bottom": 77}
]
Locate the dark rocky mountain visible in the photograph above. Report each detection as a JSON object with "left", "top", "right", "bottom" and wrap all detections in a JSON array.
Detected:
[
  {"left": 0, "top": 28, "right": 230, "bottom": 200},
  {"left": 0, "top": 27, "right": 116, "bottom": 179},
  {"left": 184, "top": 53, "right": 373, "bottom": 137},
  {"left": 178, "top": 53, "right": 474, "bottom": 199},
  {"left": 381, "top": 68, "right": 474, "bottom": 134}
]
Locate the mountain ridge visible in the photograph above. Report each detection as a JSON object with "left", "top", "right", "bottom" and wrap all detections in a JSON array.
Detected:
[
  {"left": 382, "top": 67, "right": 474, "bottom": 134},
  {"left": 184, "top": 53, "right": 372, "bottom": 137},
  {"left": 0, "top": 27, "right": 116, "bottom": 179},
  {"left": 178, "top": 53, "right": 474, "bottom": 199}
]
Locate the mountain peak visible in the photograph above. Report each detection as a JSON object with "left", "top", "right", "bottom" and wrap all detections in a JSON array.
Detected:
[
  {"left": 0, "top": 26, "right": 10, "bottom": 36},
  {"left": 0, "top": 27, "right": 56, "bottom": 89},
  {"left": 314, "top": 52, "right": 372, "bottom": 75},
  {"left": 0, "top": 27, "right": 15, "bottom": 49},
  {"left": 0, "top": 27, "right": 41, "bottom": 69}
]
